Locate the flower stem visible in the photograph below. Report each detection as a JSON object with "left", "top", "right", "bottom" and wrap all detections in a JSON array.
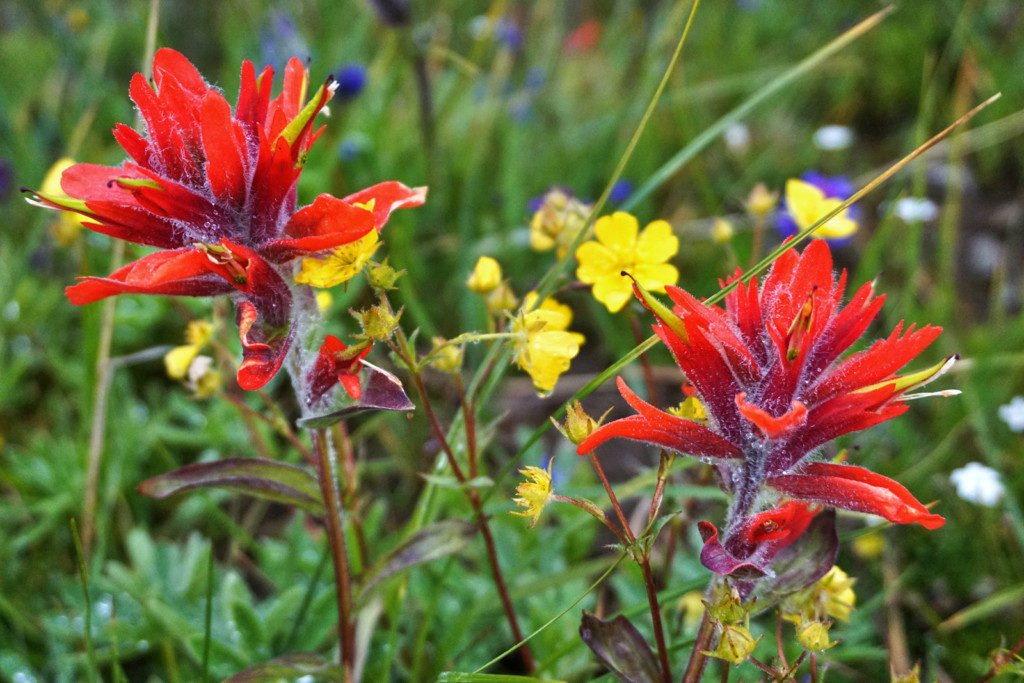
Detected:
[
  {"left": 683, "top": 606, "right": 716, "bottom": 682},
  {"left": 586, "top": 451, "right": 670, "bottom": 681},
  {"left": 311, "top": 428, "right": 356, "bottom": 676},
  {"left": 392, "top": 330, "right": 535, "bottom": 671}
]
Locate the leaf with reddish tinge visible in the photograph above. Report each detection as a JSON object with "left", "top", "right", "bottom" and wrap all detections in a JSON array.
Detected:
[
  {"left": 138, "top": 457, "right": 323, "bottom": 515},
  {"left": 579, "top": 611, "right": 661, "bottom": 683},
  {"left": 358, "top": 520, "right": 477, "bottom": 603}
]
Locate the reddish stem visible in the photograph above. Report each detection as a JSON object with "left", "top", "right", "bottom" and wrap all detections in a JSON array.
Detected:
[{"left": 683, "top": 608, "right": 716, "bottom": 682}]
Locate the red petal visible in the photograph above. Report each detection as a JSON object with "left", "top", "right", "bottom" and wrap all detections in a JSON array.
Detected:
[
  {"left": 575, "top": 377, "right": 743, "bottom": 460},
  {"left": 65, "top": 249, "right": 234, "bottom": 304},
  {"left": 342, "top": 181, "right": 428, "bottom": 230},
  {"left": 768, "top": 462, "right": 945, "bottom": 529},
  {"left": 735, "top": 393, "right": 807, "bottom": 439},
  {"left": 201, "top": 92, "right": 248, "bottom": 206},
  {"left": 235, "top": 301, "right": 294, "bottom": 391},
  {"left": 263, "top": 193, "right": 377, "bottom": 262}
]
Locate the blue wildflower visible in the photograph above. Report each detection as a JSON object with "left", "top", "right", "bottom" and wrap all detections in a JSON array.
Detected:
[
  {"left": 609, "top": 179, "right": 633, "bottom": 204},
  {"left": 335, "top": 63, "right": 367, "bottom": 100}
]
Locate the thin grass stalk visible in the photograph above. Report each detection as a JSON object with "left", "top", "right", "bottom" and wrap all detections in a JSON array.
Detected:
[
  {"left": 82, "top": 0, "right": 161, "bottom": 555},
  {"left": 70, "top": 518, "right": 98, "bottom": 682}
]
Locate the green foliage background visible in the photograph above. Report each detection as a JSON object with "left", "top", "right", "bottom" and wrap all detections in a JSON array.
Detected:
[{"left": 1, "top": 0, "right": 1023, "bottom": 680}]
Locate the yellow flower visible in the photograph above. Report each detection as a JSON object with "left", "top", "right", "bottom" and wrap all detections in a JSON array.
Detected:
[
  {"left": 511, "top": 460, "right": 554, "bottom": 527},
  {"left": 164, "top": 320, "right": 215, "bottom": 380},
  {"left": 702, "top": 623, "right": 760, "bottom": 665},
  {"left": 529, "top": 188, "right": 592, "bottom": 258},
  {"left": 316, "top": 291, "right": 334, "bottom": 312},
  {"left": 784, "top": 566, "right": 857, "bottom": 623},
  {"left": 711, "top": 218, "right": 734, "bottom": 244},
  {"left": 667, "top": 396, "right": 707, "bottom": 423},
  {"left": 512, "top": 296, "right": 584, "bottom": 395},
  {"left": 746, "top": 182, "right": 778, "bottom": 218},
  {"left": 852, "top": 531, "right": 885, "bottom": 560},
  {"left": 294, "top": 228, "right": 380, "bottom": 288},
  {"left": 187, "top": 355, "right": 222, "bottom": 399},
  {"left": 785, "top": 178, "right": 857, "bottom": 239},
  {"left": 796, "top": 619, "right": 837, "bottom": 652},
  {"left": 467, "top": 256, "right": 502, "bottom": 294},
  {"left": 41, "top": 158, "right": 88, "bottom": 246},
  {"left": 575, "top": 212, "right": 679, "bottom": 313}
]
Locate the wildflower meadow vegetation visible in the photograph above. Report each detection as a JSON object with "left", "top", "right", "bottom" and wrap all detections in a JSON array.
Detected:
[{"left": 3, "top": 1, "right": 1024, "bottom": 681}]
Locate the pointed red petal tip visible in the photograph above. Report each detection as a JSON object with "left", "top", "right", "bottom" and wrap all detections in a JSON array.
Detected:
[
  {"left": 341, "top": 181, "right": 428, "bottom": 230},
  {"left": 768, "top": 462, "right": 945, "bottom": 530},
  {"left": 735, "top": 393, "right": 807, "bottom": 439},
  {"left": 575, "top": 377, "right": 743, "bottom": 460}
]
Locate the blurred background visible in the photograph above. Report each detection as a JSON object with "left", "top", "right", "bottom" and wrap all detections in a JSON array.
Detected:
[{"left": 1, "top": 0, "right": 1023, "bottom": 680}]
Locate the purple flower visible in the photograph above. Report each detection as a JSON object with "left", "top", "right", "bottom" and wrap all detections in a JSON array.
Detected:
[{"left": 609, "top": 179, "right": 633, "bottom": 204}]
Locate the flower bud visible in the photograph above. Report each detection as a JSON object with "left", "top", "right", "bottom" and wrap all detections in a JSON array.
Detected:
[
  {"left": 187, "top": 355, "right": 222, "bottom": 399},
  {"left": 563, "top": 401, "right": 598, "bottom": 445},
  {"left": 366, "top": 259, "right": 403, "bottom": 291},
  {"left": 429, "top": 337, "right": 464, "bottom": 374},
  {"left": 891, "top": 663, "right": 921, "bottom": 683},
  {"left": 704, "top": 584, "right": 748, "bottom": 625},
  {"left": 485, "top": 282, "right": 519, "bottom": 315},
  {"left": 316, "top": 290, "right": 333, "bottom": 312},
  {"left": 746, "top": 182, "right": 778, "bottom": 218},
  {"left": 796, "top": 619, "right": 836, "bottom": 652},
  {"left": 467, "top": 256, "right": 502, "bottom": 295},
  {"left": 352, "top": 305, "right": 400, "bottom": 342},
  {"left": 711, "top": 218, "right": 734, "bottom": 244},
  {"left": 702, "top": 623, "right": 759, "bottom": 665}
]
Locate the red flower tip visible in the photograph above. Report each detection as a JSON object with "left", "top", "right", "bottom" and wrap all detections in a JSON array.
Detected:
[
  {"left": 768, "top": 462, "right": 945, "bottom": 530},
  {"left": 307, "top": 335, "right": 372, "bottom": 402},
  {"left": 735, "top": 393, "right": 808, "bottom": 439}
]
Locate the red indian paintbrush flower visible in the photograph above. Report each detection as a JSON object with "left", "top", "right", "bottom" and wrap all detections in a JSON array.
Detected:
[
  {"left": 27, "top": 48, "right": 425, "bottom": 390},
  {"left": 578, "top": 240, "right": 951, "bottom": 579}
]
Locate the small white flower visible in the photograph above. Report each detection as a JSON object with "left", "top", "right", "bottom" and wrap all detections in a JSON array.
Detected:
[
  {"left": 893, "top": 197, "right": 939, "bottom": 223},
  {"left": 723, "top": 123, "right": 751, "bottom": 154},
  {"left": 950, "top": 462, "right": 1005, "bottom": 507},
  {"left": 813, "top": 124, "right": 854, "bottom": 151},
  {"left": 999, "top": 396, "right": 1024, "bottom": 432}
]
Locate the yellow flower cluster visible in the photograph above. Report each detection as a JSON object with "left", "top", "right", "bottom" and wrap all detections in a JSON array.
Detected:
[
  {"left": 575, "top": 212, "right": 679, "bottom": 313},
  {"left": 785, "top": 178, "right": 857, "bottom": 239},
  {"left": 512, "top": 294, "right": 585, "bottom": 395},
  {"left": 529, "top": 188, "right": 592, "bottom": 258},
  {"left": 163, "top": 320, "right": 221, "bottom": 398}
]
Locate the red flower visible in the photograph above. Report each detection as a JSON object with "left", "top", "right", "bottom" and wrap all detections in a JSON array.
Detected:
[
  {"left": 698, "top": 501, "right": 819, "bottom": 579},
  {"left": 307, "top": 335, "right": 372, "bottom": 402},
  {"left": 579, "top": 240, "right": 951, "bottom": 576},
  {"left": 28, "top": 49, "right": 425, "bottom": 390}
]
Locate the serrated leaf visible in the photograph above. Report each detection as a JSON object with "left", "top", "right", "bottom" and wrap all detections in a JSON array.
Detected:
[
  {"left": 226, "top": 652, "right": 345, "bottom": 681},
  {"left": 358, "top": 520, "right": 477, "bottom": 602},
  {"left": 579, "top": 611, "right": 661, "bottom": 683},
  {"left": 138, "top": 458, "right": 324, "bottom": 515},
  {"left": 297, "top": 365, "right": 415, "bottom": 429}
]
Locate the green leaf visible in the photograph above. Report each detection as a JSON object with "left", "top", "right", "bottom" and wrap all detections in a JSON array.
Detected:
[
  {"left": 358, "top": 520, "right": 477, "bottom": 601},
  {"left": 578, "top": 611, "right": 661, "bottom": 683},
  {"left": 138, "top": 457, "right": 324, "bottom": 515},
  {"left": 226, "top": 652, "right": 345, "bottom": 682}
]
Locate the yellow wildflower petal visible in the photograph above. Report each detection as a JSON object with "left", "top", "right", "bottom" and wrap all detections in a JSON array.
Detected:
[
  {"left": 294, "top": 229, "right": 380, "bottom": 288},
  {"left": 165, "top": 344, "right": 200, "bottom": 380},
  {"left": 575, "top": 241, "right": 619, "bottom": 285},
  {"left": 786, "top": 178, "right": 857, "bottom": 238},
  {"left": 184, "top": 319, "right": 214, "bottom": 346},
  {"left": 511, "top": 460, "right": 554, "bottom": 527},
  {"left": 591, "top": 273, "right": 633, "bottom": 313},
  {"left": 467, "top": 256, "right": 502, "bottom": 294},
  {"left": 41, "top": 158, "right": 76, "bottom": 196},
  {"left": 523, "top": 293, "right": 573, "bottom": 328},
  {"left": 635, "top": 219, "right": 678, "bottom": 263},
  {"left": 633, "top": 262, "right": 679, "bottom": 293},
  {"left": 594, "top": 211, "right": 639, "bottom": 255}
]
